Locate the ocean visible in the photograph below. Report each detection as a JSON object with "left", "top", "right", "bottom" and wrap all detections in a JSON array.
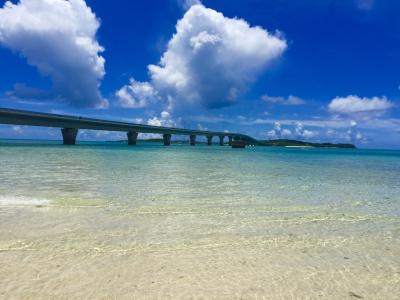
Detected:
[{"left": 0, "top": 140, "right": 399, "bottom": 299}]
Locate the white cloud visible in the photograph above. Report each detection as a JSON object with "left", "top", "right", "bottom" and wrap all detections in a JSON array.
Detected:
[
  {"left": 250, "top": 117, "right": 400, "bottom": 132},
  {"left": 347, "top": 121, "right": 366, "bottom": 143},
  {"left": 328, "top": 95, "right": 393, "bottom": 117},
  {"left": 262, "top": 95, "right": 306, "bottom": 106},
  {"left": 140, "top": 111, "right": 181, "bottom": 139},
  {"left": 0, "top": 0, "right": 107, "bottom": 108},
  {"left": 302, "top": 130, "right": 316, "bottom": 139},
  {"left": 147, "top": 111, "right": 181, "bottom": 128},
  {"left": 267, "top": 121, "right": 316, "bottom": 140},
  {"left": 294, "top": 122, "right": 304, "bottom": 137},
  {"left": 267, "top": 122, "right": 291, "bottom": 139},
  {"left": 294, "top": 122, "right": 317, "bottom": 139},
  {"left": 120, "top": 4, "right": 286, "bottom": 112},
  {"left": 151, "top": 5, "right": 286, "bottom": 110},
  {"left": 116, "top": 79, "right": 158, "bottom": 108}
]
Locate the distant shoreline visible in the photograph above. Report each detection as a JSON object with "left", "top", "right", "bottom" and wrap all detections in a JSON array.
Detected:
[
  {"left": 258, "top": 139, "right": 356, "bottom": 149},
  {"left": 126, "top": 138, "right": 357, "bottom": 149},
  {"left": 1, "top": 138, "right": 356, "bottom": 149}
]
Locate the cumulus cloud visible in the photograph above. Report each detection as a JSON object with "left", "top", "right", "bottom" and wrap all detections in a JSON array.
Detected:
[
  {"left": 267, "top": 122, "right": 316, "bottom": 140},
  {"left": 262, "top": 95, "right": 306, "bottom": 106},
  {"left": 138, "top": 111, "right": 181, "bottom": 139},
  {"left": 147, "top": 111, "right": 180, "bottom": 128},
  {"left": 294, "top": 122, "right": 317, "bottom": 139},
  {"left": 119, "top": 4, "right": 286, "bottom": 113},
  {"left": 151, "top": 5, "right": 286, "bottom": 110},
  {"left": 347, "top": 120, "right": 365, "bottom": 143},
  {"left": 294, "top": 122, "right": 304, "bottom": 137},
  {"left": 267, "top": 122, "right": 291, "bottom": 139},
  {"left": 0, "top": 0, "right": 107, "bottom": 108},
  {"left": 328, "top": 95, "right": 393, "bottom": 118},
  {"left": 116, "top": 79, "right": 159, "bottom": 108}
]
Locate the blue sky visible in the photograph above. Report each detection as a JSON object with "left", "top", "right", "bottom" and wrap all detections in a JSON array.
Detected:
[{"left": 0, "top": 0, "right": 399, "bottom": 148}]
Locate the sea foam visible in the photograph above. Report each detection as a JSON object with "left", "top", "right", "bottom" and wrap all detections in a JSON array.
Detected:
[{"left": 0, "top": 195, "right": 50, "bottom": 206}]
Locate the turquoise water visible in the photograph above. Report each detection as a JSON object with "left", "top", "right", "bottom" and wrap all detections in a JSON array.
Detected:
[
  {"left": 1, "top": 140, "right": 399, "bottom": 298},
  {"left": 1, "top": 141, "right": 399, "bottom": 215}
]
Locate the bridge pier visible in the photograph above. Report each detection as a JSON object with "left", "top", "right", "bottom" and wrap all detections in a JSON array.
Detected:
[
  {"left": 219, "top": 136, "right": 225, "bottom": 146},
  {"left": 127, "top": 131, "right": 138, "bottom": 145},
  {"left": 207, "top": 135, "right": 213, "bottom": 146},
  {"left": 190, "top": 135, "right": 196, "bottom": 146},
  {"left": 228, "top": 136, "right": 233, "bottom": 146},
  {"left": 163, "top": 134, "right": 172, "bottom": 146},
  {"left": 61, "top": 128, "right": 78, "bottom": 145}
]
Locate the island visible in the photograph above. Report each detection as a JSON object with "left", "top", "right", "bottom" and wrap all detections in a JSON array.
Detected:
[{"left": 258, "top": 139, "right": 356, "bottom": 148}]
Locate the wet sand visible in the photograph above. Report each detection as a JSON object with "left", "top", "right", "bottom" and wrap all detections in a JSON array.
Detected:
[{"left": 1, "top": 203, "right": 399, "bottom": 299}]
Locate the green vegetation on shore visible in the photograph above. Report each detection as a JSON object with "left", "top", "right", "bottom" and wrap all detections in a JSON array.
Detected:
[{"left": 258, "top": 139, "right": 356, "bottom": 148}]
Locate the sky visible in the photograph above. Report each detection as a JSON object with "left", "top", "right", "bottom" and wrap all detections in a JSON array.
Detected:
[{"left": 0, "top": 0, "right": 399, "bottom": 148}]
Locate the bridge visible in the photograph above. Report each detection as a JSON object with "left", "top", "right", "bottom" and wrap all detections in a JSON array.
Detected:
[{"left": 0, "top": 108, "right": 258, "bottom": 147}]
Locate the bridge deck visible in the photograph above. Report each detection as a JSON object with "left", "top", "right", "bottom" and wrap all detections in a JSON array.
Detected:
[{"left": 0, "top": 108, "right": 256, "bottom": 142}]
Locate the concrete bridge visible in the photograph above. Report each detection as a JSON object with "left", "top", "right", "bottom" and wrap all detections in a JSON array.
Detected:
[{"left": 0, "top": 108, "right": 258, "bottom": 147}]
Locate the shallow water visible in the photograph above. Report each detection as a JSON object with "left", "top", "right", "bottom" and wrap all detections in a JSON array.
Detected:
[{"left": 0, "top": 140, "right": 399, "bottom": 299}]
